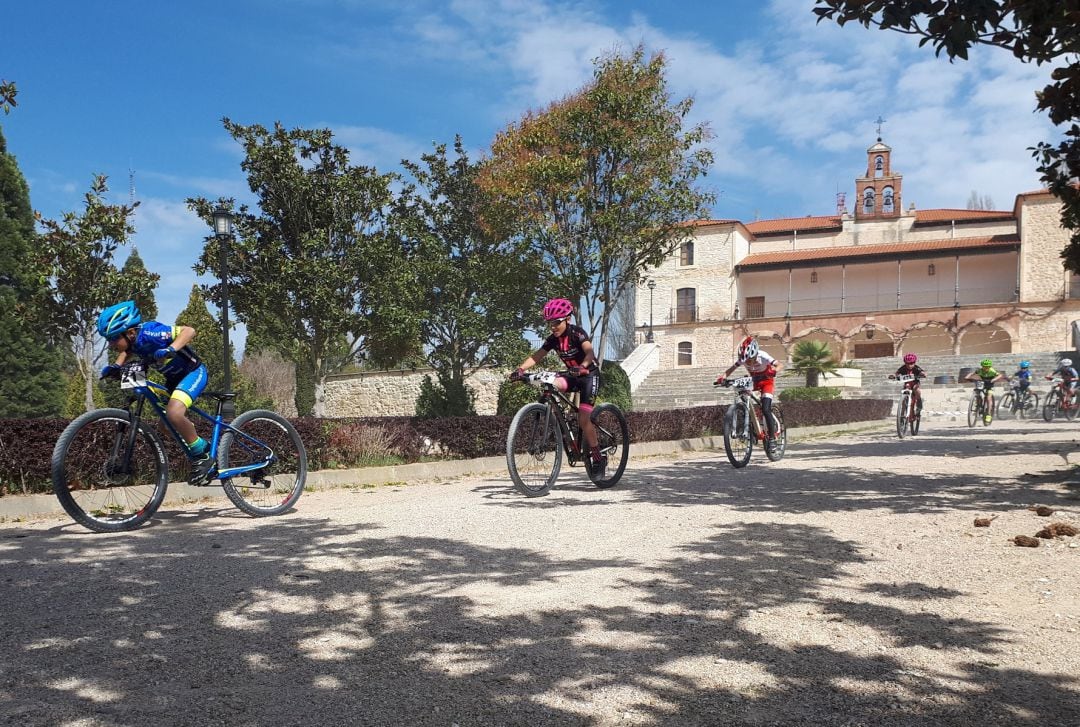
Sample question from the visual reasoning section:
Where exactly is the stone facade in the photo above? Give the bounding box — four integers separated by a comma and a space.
322, 368, 506, 417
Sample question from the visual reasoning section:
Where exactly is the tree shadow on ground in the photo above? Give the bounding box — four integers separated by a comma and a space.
0, 514, 1076, 726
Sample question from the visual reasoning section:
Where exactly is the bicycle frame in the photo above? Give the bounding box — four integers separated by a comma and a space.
523, 372, 588, 466
726, 378, 770, 441
117, 363, 273, 482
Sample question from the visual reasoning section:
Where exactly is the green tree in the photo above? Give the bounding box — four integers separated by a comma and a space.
0, 79, 15, 114
789, 340, 839, 387
175, 286, 269, 413
480, 46, 715, 361
395, 137, 538, 414
0, 126, 65, 417
35, 175, 157, 411
813, 0, 1080, 271
118, 247, 158, 321
188, 119, 419, 416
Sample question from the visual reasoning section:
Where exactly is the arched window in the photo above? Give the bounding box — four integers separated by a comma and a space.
882, 186, 894, 213
874, 155, 884, 177
862, 188, 875, 213
680, 240, 694, 266
677, 341, 693, 366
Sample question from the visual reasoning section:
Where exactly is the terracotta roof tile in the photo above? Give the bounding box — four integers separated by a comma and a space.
736, 234, 1020, 270
913, 208, 1014, 224
744, 215, 842, 236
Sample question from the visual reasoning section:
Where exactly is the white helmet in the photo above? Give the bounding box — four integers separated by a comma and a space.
1060, 358, 1073, 368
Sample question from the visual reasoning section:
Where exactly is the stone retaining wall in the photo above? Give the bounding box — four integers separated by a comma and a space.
323, 368, 505, 417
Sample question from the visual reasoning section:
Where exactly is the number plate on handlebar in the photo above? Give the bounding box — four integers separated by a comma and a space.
727, 376, 753, 389
895, 374, 915, 383
527, 371, 559, 387
120, 364, 148, 390
974, 380, 984, 390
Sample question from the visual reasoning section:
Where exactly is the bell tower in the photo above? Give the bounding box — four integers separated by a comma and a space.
855, 117, 902, 220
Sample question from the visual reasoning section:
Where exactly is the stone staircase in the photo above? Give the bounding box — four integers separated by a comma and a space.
632, 350, 1073, 412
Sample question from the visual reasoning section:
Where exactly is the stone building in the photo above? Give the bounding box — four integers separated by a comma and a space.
634, 137, 1080, 370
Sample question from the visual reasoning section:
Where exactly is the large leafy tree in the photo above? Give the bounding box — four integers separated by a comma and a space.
188, 119, 419, 416
480, 46, 715, 362
0, 126, 65, 417
395, 137, 537, 411
813, 0, 1080, 270
36, 175, 157, 411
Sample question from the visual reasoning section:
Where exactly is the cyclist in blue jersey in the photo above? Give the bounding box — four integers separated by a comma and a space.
1011, 360, 1033, 393
97, 300, 216, 485
511, 298, 606, 476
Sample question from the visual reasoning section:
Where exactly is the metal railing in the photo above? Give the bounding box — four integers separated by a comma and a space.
742, 285, 1019, 319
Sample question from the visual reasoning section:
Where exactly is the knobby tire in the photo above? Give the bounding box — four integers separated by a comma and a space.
219, 409, 307, 517
506, 403, 562, 497
588, 403, 629, 489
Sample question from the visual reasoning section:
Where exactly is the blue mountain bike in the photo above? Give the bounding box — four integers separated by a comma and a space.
52, 361, 306, 532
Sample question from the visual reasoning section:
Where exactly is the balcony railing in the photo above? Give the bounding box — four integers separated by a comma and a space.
741, 285, 1018, 319
668, 306, 699, 324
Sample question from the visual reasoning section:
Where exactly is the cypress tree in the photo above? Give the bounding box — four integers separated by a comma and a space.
0, 126, 65, 417
119, 247, 158, 321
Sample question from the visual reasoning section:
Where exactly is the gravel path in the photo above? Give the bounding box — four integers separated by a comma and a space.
1, 419, 1078, 726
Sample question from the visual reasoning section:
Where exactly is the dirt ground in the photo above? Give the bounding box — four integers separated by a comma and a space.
0, 418, 1078, 726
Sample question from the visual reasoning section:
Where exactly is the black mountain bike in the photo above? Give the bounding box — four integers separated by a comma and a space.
715, 376, 786, 468
996, 379, 1039, 420
890, 373, 921, 438
52, 361, 307, 532
506, 371, 629, 497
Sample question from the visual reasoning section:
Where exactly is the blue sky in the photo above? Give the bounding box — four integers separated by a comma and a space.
3, 0, 1058, 348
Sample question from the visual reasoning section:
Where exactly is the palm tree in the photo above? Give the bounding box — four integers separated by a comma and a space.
789, 340, 839, 387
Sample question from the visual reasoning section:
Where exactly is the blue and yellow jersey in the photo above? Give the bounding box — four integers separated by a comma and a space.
130, 321, 203, 379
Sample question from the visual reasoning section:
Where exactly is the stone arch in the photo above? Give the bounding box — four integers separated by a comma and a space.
959, 323, 1013, 355
900, 323, 952, 357
845, 325, 895, 360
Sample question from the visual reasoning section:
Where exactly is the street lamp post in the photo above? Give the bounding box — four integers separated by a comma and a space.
647, 279, 656, 343
211, 206, 235, 419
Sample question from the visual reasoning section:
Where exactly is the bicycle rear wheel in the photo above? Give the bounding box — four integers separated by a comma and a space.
506, 403, 562, 497
1019, 391, 1039, 419
911, 404, 922, 435
1043, 390, 1060, 422
765, 405, 786, 462
219, 410, 306, 517
51, 408, 169, 533
723, 401, 753, 468
896, 396, 908, 438
588, 403, 629, 489
1066, 390, 1079, 421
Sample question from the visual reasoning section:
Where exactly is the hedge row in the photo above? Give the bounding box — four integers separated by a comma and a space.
0, 399, 890, 495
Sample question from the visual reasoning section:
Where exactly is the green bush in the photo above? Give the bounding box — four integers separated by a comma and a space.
597, 361, 632, 412
415, 374, 477, 418
779, 386, 841, 402
496, 374, 540, 416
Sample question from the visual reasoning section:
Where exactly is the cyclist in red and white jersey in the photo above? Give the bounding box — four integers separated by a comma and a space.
714, 336, 784, 440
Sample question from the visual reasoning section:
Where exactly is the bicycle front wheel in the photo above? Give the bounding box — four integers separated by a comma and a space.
219, 410, 306, 517
723, 401, 753, 468
506, 403, 562, 497
1043, 390, 1060, 422
967, 394, 980, 428
997, 392, 1014, 420
51, 408, 169, 533
765, 405, 786, 462
589, 403, 629, 489
896, 396, 908, 438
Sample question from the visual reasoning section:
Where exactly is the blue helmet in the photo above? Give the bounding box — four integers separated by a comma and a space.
1020, 360, 1031, 369
97, 300, 141, 340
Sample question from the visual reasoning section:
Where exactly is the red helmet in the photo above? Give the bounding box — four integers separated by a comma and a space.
738, 336, 758, 359
542, 298, 574, 321
903, 353, 918, 364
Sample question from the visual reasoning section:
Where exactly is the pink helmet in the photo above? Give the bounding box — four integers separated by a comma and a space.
903, 353, 918, 364
542, 298, 573, 321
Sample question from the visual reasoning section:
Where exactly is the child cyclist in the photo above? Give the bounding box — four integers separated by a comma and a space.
96, 300, 216, 485
511, 298, 606, 476
1011, 359, 1033, 396
714, 336, 784, 444
889, 353, 927, 417
1045, 357, 1079, 407
963, 358, 1006, 424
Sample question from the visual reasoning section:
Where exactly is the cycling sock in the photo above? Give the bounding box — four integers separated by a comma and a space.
189, 437, 208, 456
590, 446, 602, 461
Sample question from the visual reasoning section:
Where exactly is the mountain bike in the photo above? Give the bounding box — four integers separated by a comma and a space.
715, 376, 786, 468
966, 380, 993, 427
1042, 378, 1079, 422
52, 360, 307, 533
996, 379, 1039, 420
506, 371, 629, 497
889, 373, 921, 438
